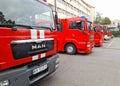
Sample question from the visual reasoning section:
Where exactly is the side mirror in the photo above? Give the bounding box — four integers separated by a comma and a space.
83, 31, 88, 34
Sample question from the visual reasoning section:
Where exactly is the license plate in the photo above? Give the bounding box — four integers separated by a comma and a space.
32, 64, 48, 75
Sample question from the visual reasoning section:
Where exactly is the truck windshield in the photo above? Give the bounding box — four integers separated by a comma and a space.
76, 21, 84, 30
0, 0, 55, 30
87, 21, 93, 31
93, 26, 98, 32
100, 25, 104, 32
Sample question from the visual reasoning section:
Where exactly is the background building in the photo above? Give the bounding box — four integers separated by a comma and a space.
46, 0, 95, 22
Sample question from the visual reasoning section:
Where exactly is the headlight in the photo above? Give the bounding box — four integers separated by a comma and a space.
56, 58, 59, 63
100, 40, 102, 42
87, 42, 91, 47
87, 44, 91, 47
55, 58, 59, 68
0, 80, 10, 86
55, 64, 59, 68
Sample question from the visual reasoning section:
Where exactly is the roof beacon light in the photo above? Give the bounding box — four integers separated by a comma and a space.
81, 16, 86, 18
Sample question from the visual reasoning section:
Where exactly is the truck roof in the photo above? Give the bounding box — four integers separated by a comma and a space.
59, 16, 86, 22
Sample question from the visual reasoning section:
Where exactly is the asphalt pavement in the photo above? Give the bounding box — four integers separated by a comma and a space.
32, 37, 120, 86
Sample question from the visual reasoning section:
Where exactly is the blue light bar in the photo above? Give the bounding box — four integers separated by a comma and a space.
81, 16, 86, 18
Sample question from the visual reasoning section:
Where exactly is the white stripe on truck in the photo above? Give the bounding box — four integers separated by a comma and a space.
31, 30, 38, 61
32, 55, 39, 61
39, 30, 45, 39
41, 53, 46, 58
31, 30, 46, 61
39, 30, 46, 58
31, 30, 37, 39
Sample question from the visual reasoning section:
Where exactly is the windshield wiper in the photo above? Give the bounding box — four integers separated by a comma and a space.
0, 24, 33, 31
0, 24, 53, 31
32, 26, 53, 31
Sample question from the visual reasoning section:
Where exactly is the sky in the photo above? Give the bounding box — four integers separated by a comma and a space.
84, 0, 120, 20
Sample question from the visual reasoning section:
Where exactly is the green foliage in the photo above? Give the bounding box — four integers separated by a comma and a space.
93, 12, 111, 25
101, 17, 111, 25
0, 11, 15, 24
111, 31, 120, 37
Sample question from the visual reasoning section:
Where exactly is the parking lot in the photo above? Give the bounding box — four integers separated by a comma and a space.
33, 38, 120, 86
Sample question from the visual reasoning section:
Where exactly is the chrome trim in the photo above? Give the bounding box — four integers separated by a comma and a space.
11, 38, 54, 44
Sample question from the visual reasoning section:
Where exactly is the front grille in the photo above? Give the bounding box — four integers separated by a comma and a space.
11, 39, 54, 60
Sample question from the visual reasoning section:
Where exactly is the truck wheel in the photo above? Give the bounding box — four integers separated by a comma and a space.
65, 44, 76, 54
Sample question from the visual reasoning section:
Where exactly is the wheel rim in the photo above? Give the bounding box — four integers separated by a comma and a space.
67, 46, 74, 53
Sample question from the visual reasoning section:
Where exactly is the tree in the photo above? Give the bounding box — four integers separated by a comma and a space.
101, 17, 111, 25
93, 12, 103, 24
0, 11, 5, 24
0, 11, 15, 24
94, 12, 111, 25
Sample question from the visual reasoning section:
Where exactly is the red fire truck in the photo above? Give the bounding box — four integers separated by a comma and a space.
103, 26, 112, 40
93, 24, 104, 46
57, 16, 94, 54
0, 0, 59, 86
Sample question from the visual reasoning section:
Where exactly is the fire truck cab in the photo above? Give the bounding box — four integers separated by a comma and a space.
93, 24, 104, 46
57, 16, 94, 54
103, 26, 111, 40
0, 0, 59, 86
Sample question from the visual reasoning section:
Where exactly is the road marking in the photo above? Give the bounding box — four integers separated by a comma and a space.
106, 40, 113, 48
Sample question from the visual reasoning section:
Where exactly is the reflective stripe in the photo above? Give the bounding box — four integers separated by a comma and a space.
39, 30, 46, 58
39, 30, 45, 39
31, 30, 46, 60
31, 30, 38, 61
31, 30, 37, 39
41, 53, 46, 58
32, 55, 39, 61
11, 38, 54, 43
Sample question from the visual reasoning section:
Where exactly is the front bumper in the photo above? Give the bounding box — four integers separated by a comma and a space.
77, 42, 94, 54
0, 54, 59, 86
95, 39, 103, 46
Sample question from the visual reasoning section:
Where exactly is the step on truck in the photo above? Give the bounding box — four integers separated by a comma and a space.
57, 16, 94, 54
0, 0, 59, 86
93, 24, 104, 46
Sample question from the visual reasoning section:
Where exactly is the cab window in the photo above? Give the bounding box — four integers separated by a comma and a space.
69, 21, 85, 30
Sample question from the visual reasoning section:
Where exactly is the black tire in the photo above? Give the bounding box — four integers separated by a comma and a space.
65, 44, 76, 54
